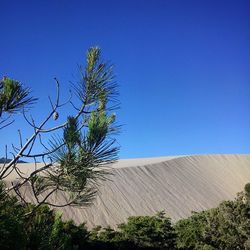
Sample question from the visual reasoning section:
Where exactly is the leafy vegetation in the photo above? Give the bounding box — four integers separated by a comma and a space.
175, 183, 250, 250
0, 181, 249, 249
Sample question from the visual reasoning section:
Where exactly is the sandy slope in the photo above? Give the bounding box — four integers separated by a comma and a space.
2, 154, 250, 228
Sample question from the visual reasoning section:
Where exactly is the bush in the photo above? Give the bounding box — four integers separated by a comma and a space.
118, 211, 176, 249
50, 215, 89, 250
174, 211, 208, 250
0, 181, 89, 250
0, 182, 26, 250
175, 189, 250, 250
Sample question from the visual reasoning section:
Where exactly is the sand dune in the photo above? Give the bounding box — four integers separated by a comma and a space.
2, 154, 250, 228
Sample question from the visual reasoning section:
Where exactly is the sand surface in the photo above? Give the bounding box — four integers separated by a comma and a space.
2, 154, 250, 228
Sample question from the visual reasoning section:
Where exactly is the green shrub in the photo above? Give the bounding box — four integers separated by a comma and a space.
0, 182, 26, 250
0, 181, 89, 250
175, 189, 250, 250
118, 211, 176, 249
50, 215, 89, 250
175, 211, 208, 250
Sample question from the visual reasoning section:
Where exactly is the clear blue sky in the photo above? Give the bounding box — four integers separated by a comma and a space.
0, 0, 249, 158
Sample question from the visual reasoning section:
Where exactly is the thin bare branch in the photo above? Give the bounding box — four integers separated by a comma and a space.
20, 143, 65, 158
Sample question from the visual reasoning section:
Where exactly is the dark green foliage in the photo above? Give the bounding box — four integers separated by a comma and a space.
49, 215, 89, 250
203, 192, 250, 250
118, 211, 176, 249
175, 187, 250, 250
25, 205, 56, 250
88, 211, 176, 250
174, 211, 208, 250
0, 77, 37, 116
0, 181, 89, 250
0, 182, 26, 250
89, 226, 130, 249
